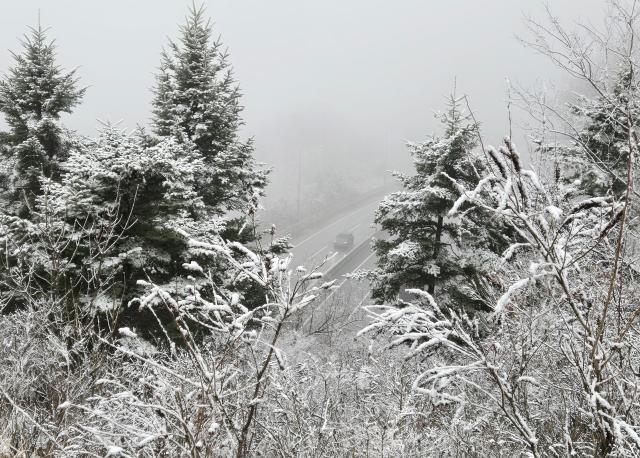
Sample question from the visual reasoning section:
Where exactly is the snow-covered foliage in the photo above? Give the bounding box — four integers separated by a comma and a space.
362, 135, 640, 456
542, 70, 640, 199
0, 12, 273, 339
369, 94, 509, 310
56, 125, 204, 220
3, 1, 640, 457
0, 23, 85, 215
0, 123, 224, 337
151, 4, 268, 216
0, 225, 336, 456
0, 180, 129, 332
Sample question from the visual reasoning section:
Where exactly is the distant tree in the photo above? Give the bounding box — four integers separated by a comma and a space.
545, 70, 640, 199
0, 23, 85, 216
371, 95, 508, 310
151, 4, 268, 216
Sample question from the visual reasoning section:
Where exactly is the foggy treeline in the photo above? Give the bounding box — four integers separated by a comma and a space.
2, 1, 640, 457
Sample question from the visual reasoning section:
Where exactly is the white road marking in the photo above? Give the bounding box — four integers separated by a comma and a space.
323, 279, 348, 305
353, 250, 376, 272
356, 290, 371, 308
308, 249, 377, 324
292, 203, 375, 249
347, 223, 360, 232
310, 245, 328, 259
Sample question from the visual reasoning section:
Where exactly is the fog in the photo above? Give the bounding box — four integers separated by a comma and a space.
0, 0, 604, 213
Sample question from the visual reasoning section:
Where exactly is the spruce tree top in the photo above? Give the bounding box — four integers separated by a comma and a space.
0, 23, 85, 215
0, 24, 85, 139
152, 4, 242, 160
151, 4, 268, 215
377, 95, 481, 226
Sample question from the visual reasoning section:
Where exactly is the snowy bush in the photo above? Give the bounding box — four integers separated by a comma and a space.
363, 137, 640, 456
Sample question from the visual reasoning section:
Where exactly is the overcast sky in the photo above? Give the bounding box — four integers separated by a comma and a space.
0, 0, 605, 200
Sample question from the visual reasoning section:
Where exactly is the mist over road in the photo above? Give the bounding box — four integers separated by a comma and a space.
289, 198, 379, 272
286, 196, 384, 341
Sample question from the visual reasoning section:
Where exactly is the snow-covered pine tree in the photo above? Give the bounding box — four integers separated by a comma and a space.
0, 23, 85, 217
371, 94, 506, 309
548, 69, 640, 198
45, 125, 209, 334
37, 124, 284, 339
151, 4, 267, 215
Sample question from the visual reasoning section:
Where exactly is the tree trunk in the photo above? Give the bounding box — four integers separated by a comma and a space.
428, 215, 444, 295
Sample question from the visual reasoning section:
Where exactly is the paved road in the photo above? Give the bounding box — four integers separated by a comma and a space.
299, 238, 379, 339
289, 198, 380, 273
287, 196, 385, 340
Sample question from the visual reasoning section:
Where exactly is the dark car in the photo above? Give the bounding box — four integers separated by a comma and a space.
334, 232, 354, 250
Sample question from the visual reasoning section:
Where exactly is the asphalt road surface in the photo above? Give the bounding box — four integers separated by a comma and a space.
289, 198, 380, 274
287, 198, 385, 343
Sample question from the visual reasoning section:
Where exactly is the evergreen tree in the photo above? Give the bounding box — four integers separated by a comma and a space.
0, 23, 85, 216
36, 125, 282, 339
550, 70, 639, 198
371, 95, 506, 310
151, 5, 267, 215
149, 5, 277, 321
8, 125, 210, 338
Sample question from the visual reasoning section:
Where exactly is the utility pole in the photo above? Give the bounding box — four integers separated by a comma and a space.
296, 149, 302, 222
383, 128, 389, 188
